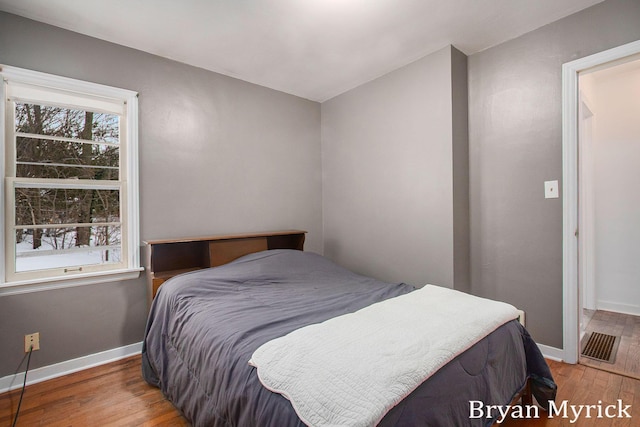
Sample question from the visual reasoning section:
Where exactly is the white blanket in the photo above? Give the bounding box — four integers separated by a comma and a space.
249, 285, 519, 427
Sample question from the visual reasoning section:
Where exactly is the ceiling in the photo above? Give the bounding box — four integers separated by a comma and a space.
0, 0, 604, 102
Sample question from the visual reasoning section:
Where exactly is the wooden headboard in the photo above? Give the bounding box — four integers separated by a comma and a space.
144, 230, 306, 299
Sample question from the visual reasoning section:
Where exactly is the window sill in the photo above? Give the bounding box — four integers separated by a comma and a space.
0, 267, 144, 296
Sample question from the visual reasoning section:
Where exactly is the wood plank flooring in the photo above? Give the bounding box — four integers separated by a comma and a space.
0, 356, 188, 427
502, 359, 640, 426
1, 356, 639, 426
580, 310, 640, 379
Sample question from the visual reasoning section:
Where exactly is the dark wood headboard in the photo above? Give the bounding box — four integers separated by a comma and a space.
144, 230, 306, 299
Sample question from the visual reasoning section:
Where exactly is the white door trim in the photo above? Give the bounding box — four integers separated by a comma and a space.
562, 39, 640, 364
578, 91, 595, 313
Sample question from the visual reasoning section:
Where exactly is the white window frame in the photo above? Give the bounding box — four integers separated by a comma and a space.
1, 65, 141, 295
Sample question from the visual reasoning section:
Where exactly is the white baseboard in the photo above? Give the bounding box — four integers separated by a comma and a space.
537, 343, 564, 362
596, 301, 640, 317
0, 340, 569, 394
0, 341, 142, 394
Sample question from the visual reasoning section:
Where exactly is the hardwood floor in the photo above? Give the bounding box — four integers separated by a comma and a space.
0, 356, 188, 427
580, 310, 640, 379
1, 356, 639, 426
502, 359, 639, 426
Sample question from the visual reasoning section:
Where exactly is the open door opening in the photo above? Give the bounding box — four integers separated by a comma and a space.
562, 39, 640, 365
576, 58, 640, 378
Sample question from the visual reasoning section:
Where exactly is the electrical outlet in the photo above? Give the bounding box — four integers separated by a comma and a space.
25, 332, 40, 352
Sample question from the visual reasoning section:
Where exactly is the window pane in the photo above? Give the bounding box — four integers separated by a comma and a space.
3, 69, 138, 284
16, 136, 119, 180
15, 226, 122, 272
15, 188, 120, 227
15, 103, 119, 144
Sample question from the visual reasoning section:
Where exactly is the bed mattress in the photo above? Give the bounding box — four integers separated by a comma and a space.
142, 249, 555, 426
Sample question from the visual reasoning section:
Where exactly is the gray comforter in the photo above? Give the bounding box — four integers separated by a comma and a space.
142, 249, 555, 426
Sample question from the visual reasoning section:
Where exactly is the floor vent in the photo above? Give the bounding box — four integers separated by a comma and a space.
581, 332, 619, 363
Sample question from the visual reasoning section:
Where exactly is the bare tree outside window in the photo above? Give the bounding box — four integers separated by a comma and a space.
14, 103, 122, 271
1, 66, 139, 287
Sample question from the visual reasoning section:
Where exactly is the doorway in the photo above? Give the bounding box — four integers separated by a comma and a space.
562, 39, 640, 365
577, 59, 640, 377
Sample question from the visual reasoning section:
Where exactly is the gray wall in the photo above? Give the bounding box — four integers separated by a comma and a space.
322, 46, 469, 289
468, 0, 640, 348
0, 12, 322, 376
451, 48, 470, 293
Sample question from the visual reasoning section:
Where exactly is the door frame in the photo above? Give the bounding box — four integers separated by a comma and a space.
578, 91, 595, 315
561, 39, 640, 364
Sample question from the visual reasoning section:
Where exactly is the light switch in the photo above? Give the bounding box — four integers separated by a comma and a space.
544, 180, 559, 199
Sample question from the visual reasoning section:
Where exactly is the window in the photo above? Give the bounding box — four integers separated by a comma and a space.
1, 66, 141, 291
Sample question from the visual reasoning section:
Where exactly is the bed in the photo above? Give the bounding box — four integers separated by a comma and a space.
142, 232, 556, 426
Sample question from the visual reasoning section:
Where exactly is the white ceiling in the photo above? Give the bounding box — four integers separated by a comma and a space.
0, 0, 604, 102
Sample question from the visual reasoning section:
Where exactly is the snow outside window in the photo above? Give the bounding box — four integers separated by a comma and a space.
1, 66, 141, 291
